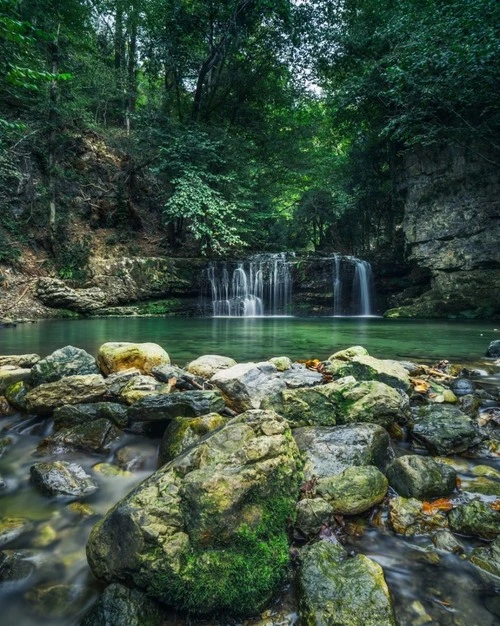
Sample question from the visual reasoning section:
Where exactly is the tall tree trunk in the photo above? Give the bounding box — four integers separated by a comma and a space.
48, 23, 60, 249
114, 1, 125, 125
126, 2, 138, 136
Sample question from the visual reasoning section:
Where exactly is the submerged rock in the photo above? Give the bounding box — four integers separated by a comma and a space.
25, 582, 91, 619
264, 378, 408, 428
293, 423, 395, 481
97, 342, 170, 376
86, 410, 301, 616
411, 405, 484, 455
127, 390, 224, 423
326, 354, 411, 392
470, 536, 500, 576
158, 412, 227, 465
299, 540, 396, 626
389, 497, 448, 536
29, 346, 99, 387
0, 517, 34, 547
386, 455, 457, 500
37, 419, 121, 455
25, 375, 107, 415
80, 583, 166, 626
185, 355, 237, 379
316, 466, 388, 515
448, 500, 500, 539
0, 549, 63, 583
211, 361, 286, 411
30, 461, 98, 498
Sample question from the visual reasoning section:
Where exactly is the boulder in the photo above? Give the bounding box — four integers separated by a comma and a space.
325, 354, 411, 392
158, 413, 227, 466
316, 466, 388, 515
386, 455, 457, 500
0, 354, 40, 368
4, 380, 29, 412
281, 367, 323, 388
269, 356, 293, 371
411, 405, 484, 455
299, 540, 395, 626
97, 342, 170, 376
29, 346, 99, 387
263, 378, 408, 428
53, 402, 128, 431
118, 375, 170, 404
114, 444, 155, 472
211, 361, 286, 411
450, 378, 476, 396
0, 366, 31, 393
185, 355, 237, 379
470, 536, 500, 577
37, 419, 121, 455
86, 410, 301, 616
486, 340, 500, 358
36, 277, 107, 312
80, 583, 166, 626
431, 530, 464, 554
0, 549, 63, 583
104, 368, 143, 399
127, 390, 224, 423
30, 461, 98, 498
25, 375, 107, 415
389, 497, 448, 536
295, 498, 334, 537
448, 500, 500, 539
329, 345, 369, 361
293, 423, 395, 481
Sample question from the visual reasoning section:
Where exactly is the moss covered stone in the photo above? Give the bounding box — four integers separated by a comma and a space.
185, 355, 237, 379
389, 497, 448, 536
29, 346, 99, 387
299, 540, 395, 626
4, 380, 28, 412
470, 537, 500, 577
448, 500, 500, 539
325, 354, 411, 392
25, 375, 107, 415
386, 455, 457, 500
86, 409, 302, 616
97, 342, 170, 376
0, 366, 31, 394
316, 466, 388, 515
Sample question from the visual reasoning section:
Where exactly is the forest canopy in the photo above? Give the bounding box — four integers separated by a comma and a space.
0, 0, 498, 260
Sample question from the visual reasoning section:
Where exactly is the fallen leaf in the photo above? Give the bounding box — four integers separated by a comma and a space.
305, 359, 321, 370
422, 498, 454, 514
490, 500, 500, 511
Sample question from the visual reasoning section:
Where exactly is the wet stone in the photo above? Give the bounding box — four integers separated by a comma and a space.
30, 461, 98, 498
25, 582, 91, 619
448, 500, 500, 539
53, 402, 128, 431
37, 418, 122, 455
386, 455, 457, 500
0, 517, 34, 547
295, 497, 334, 537
29, 346, 99, 387
127, 390, 225, 422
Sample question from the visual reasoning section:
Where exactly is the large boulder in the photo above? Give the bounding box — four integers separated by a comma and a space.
25, 375, 107, 415
127, 390, 224, 423
299, 540, 396, 626
97, 342, 170, 376
263, 378, 408, 428
29, 346, 99, 387
448, 500, 500, 539
386, 455, 457, 500
326, 354, 411, 392
211, 361, 286, 411
0, 366, 31, 393
293, 423, 395, 481
316, 466, 388, 515
30, 461, 98, 498
86, 410, 301, 616
281, 367, 323, 388
411, 405, 484, 455
185, 355, 237, 379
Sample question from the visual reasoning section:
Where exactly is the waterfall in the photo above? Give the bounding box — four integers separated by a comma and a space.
331, 255, 375, 316
203, 253, 293, 317
333, 254, 342, 316
351, 258, 374, 316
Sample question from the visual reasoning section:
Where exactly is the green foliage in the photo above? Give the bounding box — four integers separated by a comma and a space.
55, 235, 91, 281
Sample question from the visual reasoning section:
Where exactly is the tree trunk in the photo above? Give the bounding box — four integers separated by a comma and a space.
126, 1, 138, 135
48, 23, 60, 249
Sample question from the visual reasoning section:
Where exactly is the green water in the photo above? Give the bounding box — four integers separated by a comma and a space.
1, 317, 498, 363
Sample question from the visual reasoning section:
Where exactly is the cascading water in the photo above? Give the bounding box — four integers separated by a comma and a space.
203, 253, 293, 317
352, 259, 374, 316
333, 254, 342, 316
332, 255, 375, 316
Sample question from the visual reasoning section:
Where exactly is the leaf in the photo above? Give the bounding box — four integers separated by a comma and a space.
490, 500, 500, 512
305, 358, 321, 370
422, 498, 454, 514
411, 377, 430, 393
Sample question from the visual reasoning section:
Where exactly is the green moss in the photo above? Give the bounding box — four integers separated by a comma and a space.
136, 299, 183, 315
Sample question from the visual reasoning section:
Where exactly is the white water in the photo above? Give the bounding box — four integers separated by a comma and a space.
353, 259, 374, 316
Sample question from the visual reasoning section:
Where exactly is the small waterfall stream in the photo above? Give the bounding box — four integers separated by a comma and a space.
332, 256, 375, 316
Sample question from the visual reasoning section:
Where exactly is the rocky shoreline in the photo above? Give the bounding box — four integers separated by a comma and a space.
0, 342, 499, 625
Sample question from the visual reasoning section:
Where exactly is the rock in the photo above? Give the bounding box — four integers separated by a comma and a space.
0, 366, 31, 393
299, 540, 395, 626
264, 378, 408, 428
316, 466, 388, 515
295, 498, 334, 537
151, 364, 188, 382
25, 582, 90, 619
0, 435, 15, 459
325, 354, 411, 392
25, 374, 107, 415
329, 345, 369, 361
185, 355, 237, 379
281, 367, 323, 388
80, 583, 166, 626
53, 402, 128, 430
32, 523, 58, 548
0, 395, 14, 416
4, 380, 28, 412
470, 537, 500, 576
29, 346, 99, 387
158, 413, 227, 465
119, 375, 171, 404
486, 340, 500, 358
431, 530, 464, 554
92, 463, 131, 478
37, 419, 121, 455
0, 549, 63, 583
86, 409, 301, 616
450, 378, 476, 396
0, 354, 40, 368
389, 497, 448, 536
448, 500, 500, 539
127, 390, 224, 423
0, 517, 34, 547
30, 461, 98, 497
97, 342, 170, 376
104, 368, 142, 399
385, 455, 457, 500
211, 361, 286, 412
293, 423, 395, 481
269, 356, 293, 371
36, 277, 108, 312
411, 405, 484, 455
114, 445, 153, 472
462, 477, 500, 497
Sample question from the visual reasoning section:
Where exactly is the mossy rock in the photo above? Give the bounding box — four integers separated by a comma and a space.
29, 346, 99, 387
386, 455, 457, 500
316, 466, 388, 515
448, 500, 500, 539
299, 540, 396, 626
329, 345, 369, 361
389, 497, 448, 536
4, 380, 28, 412
185, 355, 237, 379
0, 366, 31, 394
325, 355, 411, 392
158, 413, 227, 465
97, 342, 170, 376
470, 537, 500, 577
25, 375, 107, 415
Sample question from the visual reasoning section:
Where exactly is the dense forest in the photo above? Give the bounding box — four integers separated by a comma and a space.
0, 0, 499, 276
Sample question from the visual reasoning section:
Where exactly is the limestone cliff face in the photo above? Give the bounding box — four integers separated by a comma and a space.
389, 144, 500, 318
